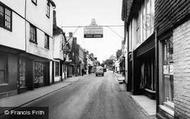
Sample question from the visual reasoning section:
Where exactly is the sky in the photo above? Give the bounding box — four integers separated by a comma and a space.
53, 0, 124, 63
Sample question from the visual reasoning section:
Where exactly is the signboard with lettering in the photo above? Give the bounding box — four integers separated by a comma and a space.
84, 19, 103, 38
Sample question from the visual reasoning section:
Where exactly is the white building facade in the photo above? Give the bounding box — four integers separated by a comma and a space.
0, 0, 55, 98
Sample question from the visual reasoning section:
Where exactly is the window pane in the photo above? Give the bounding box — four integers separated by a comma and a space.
5, 15, 10, 22
0, 5, 4, 27
30, 25, 37, 42
0, 5, 4, 16
5, 8, 11, 16
5, 21, 10, 29
44, 34, 49, 49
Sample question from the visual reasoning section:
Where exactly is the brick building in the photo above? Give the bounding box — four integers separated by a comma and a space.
122, 0, 190, 118
155, 1, 190, 119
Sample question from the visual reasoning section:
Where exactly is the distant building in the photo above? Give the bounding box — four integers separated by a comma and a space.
53, 10, 69, 83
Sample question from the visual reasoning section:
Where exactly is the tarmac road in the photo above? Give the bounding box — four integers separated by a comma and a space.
27, 71, 151, 119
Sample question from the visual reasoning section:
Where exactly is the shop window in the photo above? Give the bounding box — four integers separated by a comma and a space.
44, 34, 49, 49
33, 62, 44, 85
0, 3, 12, 31
30, 24, 37, 44
162, 37, 174, 102
55, 62, 59, 76
0, 53, 8, 84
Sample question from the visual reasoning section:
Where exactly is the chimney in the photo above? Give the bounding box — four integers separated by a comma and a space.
53, 10, 57, 29
69, 32, 73, 37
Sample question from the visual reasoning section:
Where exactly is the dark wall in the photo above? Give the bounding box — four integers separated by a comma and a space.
155, 0, 190, 36
0, 54, 18, 93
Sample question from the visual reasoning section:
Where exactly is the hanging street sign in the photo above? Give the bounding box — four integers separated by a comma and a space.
84, 18, 103, 38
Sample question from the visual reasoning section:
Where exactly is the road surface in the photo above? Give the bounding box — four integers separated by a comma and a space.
27, 71, 152, 119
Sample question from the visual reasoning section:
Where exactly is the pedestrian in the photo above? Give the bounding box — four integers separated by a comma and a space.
82, 69, 84, 76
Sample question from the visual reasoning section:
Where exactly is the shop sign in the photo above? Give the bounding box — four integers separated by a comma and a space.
169, 64, 174, 75
163, 65, 169, 75
84, 18, 103, 38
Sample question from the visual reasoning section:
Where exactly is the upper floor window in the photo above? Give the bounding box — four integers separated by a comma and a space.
31, 0, 37, 5
44, 34, 49, 49
30, 24, 37, 44
0, 4, 12, 31
46, 1, 50, 18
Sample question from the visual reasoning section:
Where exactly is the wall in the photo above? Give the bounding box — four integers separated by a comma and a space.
0, 54, 18, 95
26, 0, 53, 36
25, 22, 53, 59
53, 35, 63, 60
173, 20, 190, 119
155, 0, 190, 36
0, 9, 25, 51
0, 0, 25, 17
128, 0, 154, 51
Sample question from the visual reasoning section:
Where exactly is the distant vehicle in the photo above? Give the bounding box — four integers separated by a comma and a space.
95, 66, 104, 76
103, 68, 107, 72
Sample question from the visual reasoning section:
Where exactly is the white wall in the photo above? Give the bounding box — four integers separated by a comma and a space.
0, 12, 25, 50
0, 0, 25, 17
25, 22, 53, 59
53, 35, 63, 60
26, 0, 53, 36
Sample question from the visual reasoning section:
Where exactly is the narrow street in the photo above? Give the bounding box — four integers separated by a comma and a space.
25, 71, 149, 119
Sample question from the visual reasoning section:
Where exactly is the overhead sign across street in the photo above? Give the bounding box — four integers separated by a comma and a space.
84, 19, 103, 38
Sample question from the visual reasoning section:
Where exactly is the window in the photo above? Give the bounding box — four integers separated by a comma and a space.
31, 0, 37, 5
46, 1, 50, 18
44, 34, 49, 49
162, 37, 174, 102
30, 24, 37, 43
0, 4, 12, 31
0, 53, 8, 84
55, 62, 59, 76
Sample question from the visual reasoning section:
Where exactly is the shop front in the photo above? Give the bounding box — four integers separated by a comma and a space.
131, 34, 156, 99
157, 33, 174, 119
17, 54, 50, 92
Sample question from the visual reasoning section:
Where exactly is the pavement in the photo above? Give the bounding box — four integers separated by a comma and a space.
114, 72, 157, 118
0, 75, 83, 114
0, 72, 157, 119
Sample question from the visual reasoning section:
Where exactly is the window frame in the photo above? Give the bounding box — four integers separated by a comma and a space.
29, 24, 37, 44
162, 38, 174, 103
31, 0, 37, 5
44, 33, 49, 49
0, 3, 12, 31
55, 62, 60, 76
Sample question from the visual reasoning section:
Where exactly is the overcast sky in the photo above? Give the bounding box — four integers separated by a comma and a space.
53, 0, 124, 62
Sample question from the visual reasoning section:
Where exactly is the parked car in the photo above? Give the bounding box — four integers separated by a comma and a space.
95, 66, 104, 76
